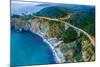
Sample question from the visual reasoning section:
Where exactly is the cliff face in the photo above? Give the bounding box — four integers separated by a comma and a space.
11, 17, 66, 39
11, 16, 95, 63
30, 18, 67, 39
11, 18, 31, 31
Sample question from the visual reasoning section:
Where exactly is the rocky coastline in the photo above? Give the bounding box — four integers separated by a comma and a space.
11, 16, 95, 64
11, 17, 66, 63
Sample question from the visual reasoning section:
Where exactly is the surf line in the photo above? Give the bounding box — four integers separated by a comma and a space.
31, 31, 65, 63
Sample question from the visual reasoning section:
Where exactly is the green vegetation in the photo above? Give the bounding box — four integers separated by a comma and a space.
68, 8, 95, 36
61, 28, 78, 43
11, 5, 95, 63
36, 6, 69, 18
11, 14, 20, 18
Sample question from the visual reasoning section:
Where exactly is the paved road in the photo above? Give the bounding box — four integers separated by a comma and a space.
34, 16, 95, 46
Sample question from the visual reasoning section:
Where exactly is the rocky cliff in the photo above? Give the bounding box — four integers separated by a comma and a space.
11, 15, 95, 63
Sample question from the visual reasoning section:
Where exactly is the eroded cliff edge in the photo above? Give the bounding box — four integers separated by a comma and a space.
11, 15, 95, 63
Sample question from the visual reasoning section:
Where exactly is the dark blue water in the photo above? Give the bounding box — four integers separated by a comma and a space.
11, 29, 56, 66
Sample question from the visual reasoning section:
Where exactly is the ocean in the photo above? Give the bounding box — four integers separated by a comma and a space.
11, 29, 56, 66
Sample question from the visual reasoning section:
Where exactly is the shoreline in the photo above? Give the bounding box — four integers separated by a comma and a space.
31, 31, 65, 64
12, 27, 65, 64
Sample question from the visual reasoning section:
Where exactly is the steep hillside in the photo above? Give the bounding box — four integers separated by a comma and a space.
36, 6, 69, 18
67, 7, 95, 36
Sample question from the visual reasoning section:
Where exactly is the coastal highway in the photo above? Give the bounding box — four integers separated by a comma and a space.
34, 16, 95, 46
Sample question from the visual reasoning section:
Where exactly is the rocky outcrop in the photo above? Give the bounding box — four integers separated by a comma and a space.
11, 18, 31, 31
11, 16, 95, 63
28, 18, 66, 39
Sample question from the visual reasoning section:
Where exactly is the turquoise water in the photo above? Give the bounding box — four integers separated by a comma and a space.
11, 29, 56, 66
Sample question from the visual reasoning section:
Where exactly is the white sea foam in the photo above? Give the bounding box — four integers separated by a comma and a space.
31, 31, 65, 63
